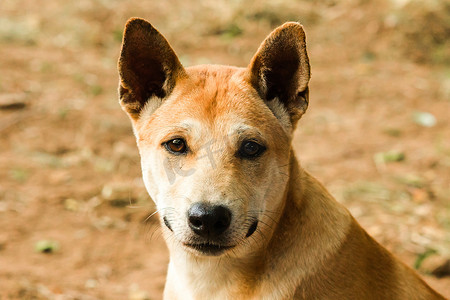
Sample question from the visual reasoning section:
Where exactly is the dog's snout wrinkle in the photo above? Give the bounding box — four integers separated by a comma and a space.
246, 220, 258, 238
188, 203, 232, 238
163, 216, 173, 232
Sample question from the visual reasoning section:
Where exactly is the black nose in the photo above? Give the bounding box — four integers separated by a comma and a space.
188, 203, 232, 238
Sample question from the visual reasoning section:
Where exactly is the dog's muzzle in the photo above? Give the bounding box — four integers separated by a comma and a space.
163, 202, 259, 256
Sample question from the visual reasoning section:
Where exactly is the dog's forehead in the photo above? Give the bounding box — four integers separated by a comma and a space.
183, 65, 255, 112
137, 65, 289, 145
180, 66, 275, 126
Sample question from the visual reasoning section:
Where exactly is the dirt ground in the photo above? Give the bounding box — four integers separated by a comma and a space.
0, 0, 449, 299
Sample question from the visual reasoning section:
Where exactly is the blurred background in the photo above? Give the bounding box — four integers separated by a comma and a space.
0, 0, 449, 299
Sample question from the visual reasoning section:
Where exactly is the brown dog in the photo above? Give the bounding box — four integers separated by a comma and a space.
118, 18, 446, 300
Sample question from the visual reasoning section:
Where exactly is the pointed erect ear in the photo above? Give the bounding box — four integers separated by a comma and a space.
247, 22, 310, 126
118, 18, 185, 120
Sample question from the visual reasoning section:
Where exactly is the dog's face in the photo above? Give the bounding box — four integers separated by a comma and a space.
118, 18, 310, 257
136, 67, 293, 256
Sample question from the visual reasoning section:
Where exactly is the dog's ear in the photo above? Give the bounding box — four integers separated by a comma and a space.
247, 22, 310, 126
118, 18, 185, 120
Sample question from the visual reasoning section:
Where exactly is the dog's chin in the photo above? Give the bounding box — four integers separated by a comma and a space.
183, 242, 235, 256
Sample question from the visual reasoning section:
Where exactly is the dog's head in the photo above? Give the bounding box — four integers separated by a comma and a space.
118, 18, 310, 257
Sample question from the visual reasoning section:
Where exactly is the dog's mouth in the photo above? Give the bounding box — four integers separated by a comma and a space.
184, 242, 235, 256
165, 215, 258, 256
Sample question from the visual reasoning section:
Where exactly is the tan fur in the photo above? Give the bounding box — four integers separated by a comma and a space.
118, 18, 446, 299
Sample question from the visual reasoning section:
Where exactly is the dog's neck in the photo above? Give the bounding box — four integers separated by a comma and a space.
165, 153, 353, 299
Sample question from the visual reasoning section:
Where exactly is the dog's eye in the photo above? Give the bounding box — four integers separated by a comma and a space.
164, 138, 187, 154
239, 140, 266, 159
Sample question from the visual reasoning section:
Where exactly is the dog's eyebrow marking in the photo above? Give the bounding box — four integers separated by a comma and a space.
229, 123, 265, 143
160, 119, 203, 140
231, 124, 258, 134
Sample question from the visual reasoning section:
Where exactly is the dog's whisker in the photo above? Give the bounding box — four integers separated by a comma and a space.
257, 220, 273, 230
143, 209, 164, 223
278, 171, 289, 177
143, 206, 178, 222
147, 227, 162, 242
